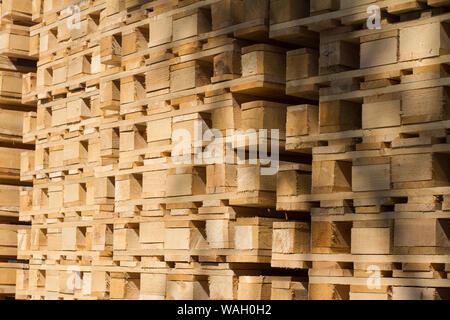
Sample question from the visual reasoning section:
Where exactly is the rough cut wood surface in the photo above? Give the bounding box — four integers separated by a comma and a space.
2, 0, 449, 300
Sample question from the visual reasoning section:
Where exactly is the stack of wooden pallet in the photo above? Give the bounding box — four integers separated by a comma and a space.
16, 0, 450, 300
17, 0, 309, 300
275, 0, 450, 300
0, 0, 35, 299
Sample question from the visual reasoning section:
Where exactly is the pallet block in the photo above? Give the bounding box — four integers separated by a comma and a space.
271, 277, 308, 300
286, 105, 319, 137
277, 170, 311, 196
361, 35, 398, 68
234, 217, 276, 250
241, 44, 285, 82
241, 100, 287, 138
400, 22, 450, 61
319, 41, 359, 75
392, 287, 450, 300
391, 153, 450, 188
166, 275, 209, 300
272, 222, 310, 254
312, 160, 352, 194
362, 99, 401, 129
172, 8, 211, 41
211, 0, 243, 31
312, 221, 351, 254
394, 218, 450, 250
352, 163, 391, 192
237, 276, 272, 300
140, 273, 167, 300
0, 24, 30, 58
164, 220, 207, 251
166, 167, 206, 197
319, 100, 361, 133
287, 49, 319, 82
309, 284, 349, 300
270, 0, 309, 24
237, 165, 277, 193
209, 275, 238, 300
206, 164, 237, 194
170, 61, 212, 92
401, 87, 449, 124
351, 224, 393, 254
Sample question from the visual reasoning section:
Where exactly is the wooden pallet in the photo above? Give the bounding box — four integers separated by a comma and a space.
0, 0, 36, 300
12, 0, 450, 300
